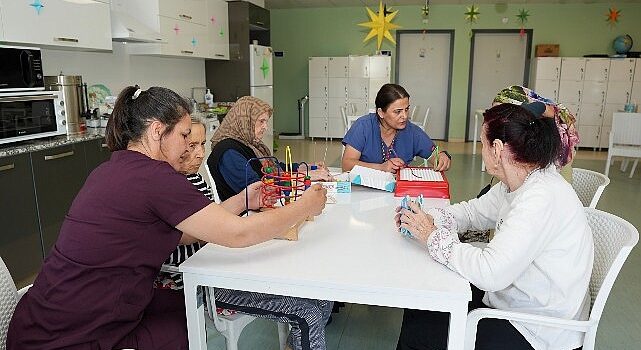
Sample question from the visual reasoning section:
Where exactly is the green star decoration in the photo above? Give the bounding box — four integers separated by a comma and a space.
516, 9, 530, 24
465, 5, 480, 23
260, 57, 270, 79
421, 4, 429, 17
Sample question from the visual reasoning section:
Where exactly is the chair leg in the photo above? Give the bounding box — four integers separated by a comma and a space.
630, 159, 638, 178
224, 325, 242, 350
277, 323, 290, 350
621, 159, 629, 172
605, 154, 612, 177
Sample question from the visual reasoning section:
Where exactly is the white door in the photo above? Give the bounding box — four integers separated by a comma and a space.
578, 103, 603, 126
398, 31, 453, 140
328, 78, 348, 99
328, 57, 349, 78
605, 81, 633, 104
308, 78, 328, 98
534, 57, 561, 81
560, 58, 585, 81
635, 59, 641, 82
250, 45, 273, 86
609, 59, 635, 82
584, 59, 610, 82
348, 56, 370, 78
534, 79, 559, 101
467, 31, 530, 140
369, 56, 391, 79
558, 80, 583, 104
309, 57, 329, 78
582, 81, 607, 105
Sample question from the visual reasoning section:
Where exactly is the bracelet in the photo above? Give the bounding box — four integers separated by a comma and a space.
439, 150, 452, 160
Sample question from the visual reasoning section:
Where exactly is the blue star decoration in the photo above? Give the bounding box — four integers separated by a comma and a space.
191, 37, 197, 46
260, 57, 270, 79
30, 0, 45, 14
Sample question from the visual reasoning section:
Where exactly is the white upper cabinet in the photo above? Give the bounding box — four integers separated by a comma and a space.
121, 0, 227, 59
534, 57, 561, 81
328, 57, 349, 78
534, 79, 559, 102
635, 59, 641, 82
560, 58, 585, 81
0, 0, 111, 50
608, 58, 636, 82
558, 80, 583, 104
369, 56, 391, 79
584, 58, 610, 82
309, 57, 329, 78
348, 56, 370, 78
205, 0, 229, 59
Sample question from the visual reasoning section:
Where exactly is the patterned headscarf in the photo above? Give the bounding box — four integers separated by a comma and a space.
493, 85, 579, 166
210, 96, 273, 158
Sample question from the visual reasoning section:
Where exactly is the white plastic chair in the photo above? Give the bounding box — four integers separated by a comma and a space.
464, 208, 639, 350
571, 168, 610, 208
182, 169, 290, 350
604, 113, 641, 178
1, 257, 31, 350
411, 106, 431, 132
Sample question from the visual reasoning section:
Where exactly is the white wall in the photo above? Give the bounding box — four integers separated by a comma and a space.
41, 43, 206, 99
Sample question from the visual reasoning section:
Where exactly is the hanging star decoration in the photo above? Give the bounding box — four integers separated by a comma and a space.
421, 2, 430, 18
29, 0, 45, 15
464, 5, 480, 23
606, 7, 621, 25
358, 1, 401, 50
516, 9, 530, 37
260, 57, 270, 79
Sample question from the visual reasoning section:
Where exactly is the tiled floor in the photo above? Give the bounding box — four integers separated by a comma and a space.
204, 139, 641, 349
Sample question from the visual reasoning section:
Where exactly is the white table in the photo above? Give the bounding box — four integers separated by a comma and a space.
180, 187, 471, 350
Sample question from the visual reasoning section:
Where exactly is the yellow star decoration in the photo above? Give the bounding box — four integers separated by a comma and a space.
358, 1, 401, 50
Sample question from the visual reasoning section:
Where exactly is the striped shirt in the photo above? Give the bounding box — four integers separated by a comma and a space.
155, 173, 213, 290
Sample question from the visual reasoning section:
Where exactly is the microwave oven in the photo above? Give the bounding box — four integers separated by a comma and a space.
0, 91, 67, 145
0, 45, 45, 92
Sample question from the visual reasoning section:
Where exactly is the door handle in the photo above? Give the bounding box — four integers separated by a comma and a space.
181, 50, 194, 54
44, 150, 74, 161
0, 163, 15, 172
54, 37, 79, 43
179, 14, 193, 20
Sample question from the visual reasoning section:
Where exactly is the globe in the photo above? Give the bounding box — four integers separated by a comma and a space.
613, 34, 633, 54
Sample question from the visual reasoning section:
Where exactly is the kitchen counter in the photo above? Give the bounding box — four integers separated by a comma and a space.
0, 129, 105, 158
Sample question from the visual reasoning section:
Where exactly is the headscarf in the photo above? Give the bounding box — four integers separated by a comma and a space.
210, 96, 273, 158
493, 85, 579, 167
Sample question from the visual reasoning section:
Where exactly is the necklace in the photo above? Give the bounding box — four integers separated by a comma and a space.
523, 167, 540, 184
379, 121, 397, 162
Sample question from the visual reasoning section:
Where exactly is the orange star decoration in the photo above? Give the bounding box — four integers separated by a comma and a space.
606, 7, 621, 25
358, 1, 401, 50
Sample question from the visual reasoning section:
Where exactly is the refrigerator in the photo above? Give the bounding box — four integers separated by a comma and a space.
249, 44, 274, 153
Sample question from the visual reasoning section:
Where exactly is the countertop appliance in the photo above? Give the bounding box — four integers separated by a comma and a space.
249, 44, 274, 152
0, 91, 66, 145
0, 45, 45, 92
44, 75, 90, 135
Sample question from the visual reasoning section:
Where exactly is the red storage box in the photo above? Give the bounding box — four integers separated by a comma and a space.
394, 167, 450, 199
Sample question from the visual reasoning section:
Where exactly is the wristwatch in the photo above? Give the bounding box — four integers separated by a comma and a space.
439, 150, 452, 160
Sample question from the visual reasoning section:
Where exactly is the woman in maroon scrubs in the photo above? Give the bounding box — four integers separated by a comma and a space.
7, 86, 327, 350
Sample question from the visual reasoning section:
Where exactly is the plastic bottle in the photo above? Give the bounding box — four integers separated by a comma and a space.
204, 89, 214, 108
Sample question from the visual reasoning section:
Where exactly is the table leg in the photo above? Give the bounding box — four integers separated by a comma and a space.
447, 303, 468, 350
184, 277, 208, 350
472, 111, 479, 156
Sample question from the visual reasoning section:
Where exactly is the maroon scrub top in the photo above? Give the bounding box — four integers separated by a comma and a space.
7, 150, 211, 350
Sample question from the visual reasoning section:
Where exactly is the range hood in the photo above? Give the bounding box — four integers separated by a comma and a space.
110, 11, 165, 43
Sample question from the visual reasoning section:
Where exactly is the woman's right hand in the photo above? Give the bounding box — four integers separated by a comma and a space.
299, 184, 327, 216
380, 158, 404, 173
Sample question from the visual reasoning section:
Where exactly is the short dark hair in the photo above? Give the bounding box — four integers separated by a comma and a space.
375, 83, 410, 112
483, 103, 561, 169
106, 86, 191, 151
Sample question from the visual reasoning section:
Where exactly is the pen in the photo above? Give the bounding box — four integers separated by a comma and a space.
388, 147, 404, 168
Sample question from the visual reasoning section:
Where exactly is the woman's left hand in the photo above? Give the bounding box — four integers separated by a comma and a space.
434, 152, 451, 172
395, 201, 436, 246
309, 168, 333, 181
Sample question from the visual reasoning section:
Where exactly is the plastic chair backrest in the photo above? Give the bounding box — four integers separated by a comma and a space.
585, 208, 638, 323
611, 113, 641, 146
0, 257, 18, 350
571, 168, 610, 208
422, 106, 431, 130
205, 165, 222, 204
340, 106, 348, 133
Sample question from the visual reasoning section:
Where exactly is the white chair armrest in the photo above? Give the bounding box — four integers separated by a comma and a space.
17, 284, 32, 301
464, 308, 594, 350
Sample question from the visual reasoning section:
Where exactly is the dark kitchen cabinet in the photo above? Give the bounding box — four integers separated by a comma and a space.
0, 154, 43, 283
84, 138, 111, 176
31, 143, 87, 256
206, 0, 270, 101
